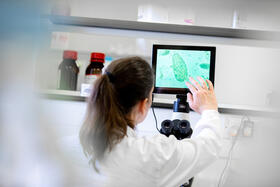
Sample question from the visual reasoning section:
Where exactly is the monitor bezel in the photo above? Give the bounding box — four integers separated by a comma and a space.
152, 44, 216, 94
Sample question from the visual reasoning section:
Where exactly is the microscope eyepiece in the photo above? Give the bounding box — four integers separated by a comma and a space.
160, 119, 192, 139
179, 120, 190, 130
160, 120, 173, 136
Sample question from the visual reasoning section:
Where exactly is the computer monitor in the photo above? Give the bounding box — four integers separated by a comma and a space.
152, 44, 216, 94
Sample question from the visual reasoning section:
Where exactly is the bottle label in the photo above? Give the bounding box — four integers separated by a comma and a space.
85, 74, 100, 85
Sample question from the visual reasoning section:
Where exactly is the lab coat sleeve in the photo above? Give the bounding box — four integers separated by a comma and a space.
156, 110, 222, 187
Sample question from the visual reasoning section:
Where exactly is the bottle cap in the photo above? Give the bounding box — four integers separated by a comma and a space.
63, 50, 78, 60
91, 52, 105, 63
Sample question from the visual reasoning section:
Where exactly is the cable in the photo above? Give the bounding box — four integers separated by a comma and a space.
151, 106, 160, 132
217, 115, 250, 187
151, 94, 160, 133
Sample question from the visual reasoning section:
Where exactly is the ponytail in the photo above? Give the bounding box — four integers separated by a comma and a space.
80, 74, 132, 160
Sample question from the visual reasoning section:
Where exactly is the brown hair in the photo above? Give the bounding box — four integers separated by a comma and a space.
80, 56, 154, 166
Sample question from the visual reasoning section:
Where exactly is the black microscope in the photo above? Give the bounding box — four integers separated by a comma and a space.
160, 94, 194, 187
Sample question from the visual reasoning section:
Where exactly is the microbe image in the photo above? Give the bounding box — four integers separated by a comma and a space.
172, 53, 188, 82
200, 63, 210, 70
155, 49, 211, 88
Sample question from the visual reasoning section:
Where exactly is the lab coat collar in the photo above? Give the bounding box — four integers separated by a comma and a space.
126, 126, 137, 137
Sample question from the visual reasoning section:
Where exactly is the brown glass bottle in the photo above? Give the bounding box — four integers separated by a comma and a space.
58, 50, 79, 90
85, 52, 105, 84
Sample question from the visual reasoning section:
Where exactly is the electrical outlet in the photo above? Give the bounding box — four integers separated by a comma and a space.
222, 116, 255, 139
241, 120, 254, 137
228, 120, 240, 137
223, 117, 242, 139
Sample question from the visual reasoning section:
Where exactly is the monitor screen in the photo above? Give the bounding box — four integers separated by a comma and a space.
152, 45, 216, 94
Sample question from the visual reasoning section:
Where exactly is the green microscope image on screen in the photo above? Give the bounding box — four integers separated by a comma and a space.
155, 49, 211, 88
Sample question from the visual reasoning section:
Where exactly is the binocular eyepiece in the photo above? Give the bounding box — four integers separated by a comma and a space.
160, 119, 192, 140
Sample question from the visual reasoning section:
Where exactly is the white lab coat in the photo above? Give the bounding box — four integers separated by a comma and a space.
97, 110, 222, 187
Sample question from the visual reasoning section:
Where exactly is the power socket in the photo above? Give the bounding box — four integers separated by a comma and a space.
223, 117, 254, 139
223, 117, 241, 139
241, 120, 254, 137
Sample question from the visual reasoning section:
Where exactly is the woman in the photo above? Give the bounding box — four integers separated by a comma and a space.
80, 57, 222, 187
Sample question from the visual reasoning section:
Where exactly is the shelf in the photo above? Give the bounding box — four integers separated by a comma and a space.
39, 90, 280, 117
48, 15, 280, 41
38, 89, 86, 101
217, 104, 280, 117
153, 96, 280, 117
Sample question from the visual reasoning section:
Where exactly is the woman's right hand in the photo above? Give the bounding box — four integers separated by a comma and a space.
185, 77, 218, 114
